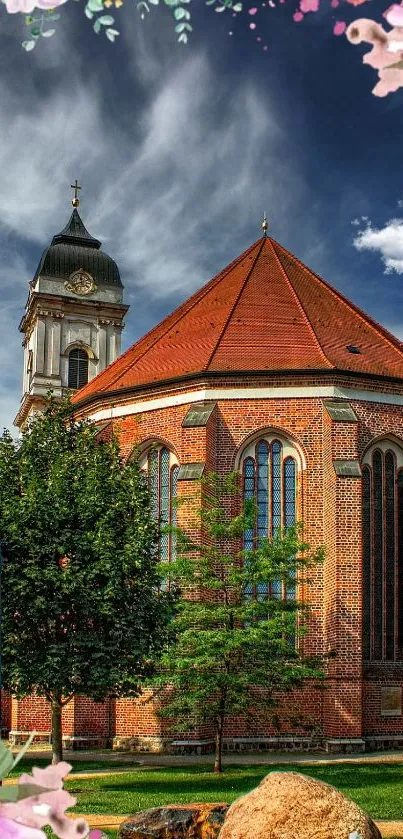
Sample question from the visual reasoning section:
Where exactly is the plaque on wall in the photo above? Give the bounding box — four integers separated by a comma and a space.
177, 463, 205, 481
182, 403, 217, 428
381, 686, 402, 716
333, 460, 362, 477
324, 401, 358, 423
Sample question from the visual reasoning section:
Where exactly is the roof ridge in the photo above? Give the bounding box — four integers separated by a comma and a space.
269, 239, 334, 370
78, 237, 263, 397
273, 238, 403, 359
205, 238, 266, 371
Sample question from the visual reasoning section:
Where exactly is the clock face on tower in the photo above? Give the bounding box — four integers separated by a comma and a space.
65, 270, 97, 296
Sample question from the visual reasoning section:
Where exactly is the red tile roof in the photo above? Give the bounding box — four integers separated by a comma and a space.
73, 236, 403, 404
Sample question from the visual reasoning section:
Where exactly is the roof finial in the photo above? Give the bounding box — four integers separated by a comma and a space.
70, 179, 82, 209
262, 211, 268, 237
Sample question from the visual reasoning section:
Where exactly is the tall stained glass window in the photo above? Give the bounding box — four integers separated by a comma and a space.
362, 445, 403, 661
242, 438, 297, 602
144, 446, 179, 564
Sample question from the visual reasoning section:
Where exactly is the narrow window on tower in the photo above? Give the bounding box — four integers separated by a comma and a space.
68, 348, 89, 389
27, 349, 33, 381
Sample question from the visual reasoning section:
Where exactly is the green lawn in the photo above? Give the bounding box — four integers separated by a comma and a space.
7, 757, 142, 778
9, 759, 403, 836
61, 763, 403, 821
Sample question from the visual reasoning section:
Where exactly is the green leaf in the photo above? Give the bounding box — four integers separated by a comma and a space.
42, 28, 56, 36
84, 6, 94, 17
30, 26, 41, 36
93, 18, 102, 31
148, 0, 159, 5
178, 32, 188, 41
11, 732, 36, 772
174, 6, 190, 18
0, 783, 55, 802
98, 14, 114, 23
106, 27, 119, 39
215, 5, 226, 10
87, 0, 104, 11
175, 20, 191, 30
25, 15, 34, 23
232, 2, 242, 9
0, 741, 13, 779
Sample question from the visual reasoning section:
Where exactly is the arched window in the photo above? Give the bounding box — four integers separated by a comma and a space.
362, 440, 403, 661
140, 445, 179, 564
68, 348, 89, 389
241, 436, 298, 602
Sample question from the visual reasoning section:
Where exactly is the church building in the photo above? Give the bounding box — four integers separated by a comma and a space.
10, 195, 403, 754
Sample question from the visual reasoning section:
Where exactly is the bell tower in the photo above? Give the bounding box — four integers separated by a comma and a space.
15, 184, 129, 428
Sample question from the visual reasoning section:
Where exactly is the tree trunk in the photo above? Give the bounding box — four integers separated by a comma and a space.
214, 713, 224, 774
51, 698, 63, 764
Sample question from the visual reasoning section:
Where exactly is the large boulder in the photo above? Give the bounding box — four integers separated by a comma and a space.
219, 771, 382, 839
118, 803, 229, 839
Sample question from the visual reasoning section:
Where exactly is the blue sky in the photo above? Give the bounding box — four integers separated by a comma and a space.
0, 0, 402, 430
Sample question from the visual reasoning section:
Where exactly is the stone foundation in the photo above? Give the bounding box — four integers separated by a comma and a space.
364, 734, 403, 751
113, 735, 170, 753
9, 730, 51, 746
9, 731, 110, 749
325, 738, 365, 754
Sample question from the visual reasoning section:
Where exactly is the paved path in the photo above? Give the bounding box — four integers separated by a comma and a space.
15, 747, 403, 767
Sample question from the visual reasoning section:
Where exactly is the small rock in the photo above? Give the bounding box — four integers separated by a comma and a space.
219, 772, 381, 839
118, 803, 229, 839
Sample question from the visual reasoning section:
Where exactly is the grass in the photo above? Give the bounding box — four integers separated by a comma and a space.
60, 762, 403, 821
7, 756, 142, 778
8, 757, 403, 836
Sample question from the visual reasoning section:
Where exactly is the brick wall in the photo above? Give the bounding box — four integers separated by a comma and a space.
12, 375, 403, 748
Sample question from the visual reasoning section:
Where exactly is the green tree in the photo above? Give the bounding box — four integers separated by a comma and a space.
0, 399, 174, 764
153, 472, 326, 773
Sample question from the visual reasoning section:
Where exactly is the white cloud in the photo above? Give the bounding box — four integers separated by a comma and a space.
0, 39, 313, 430
352, 218, 403, 275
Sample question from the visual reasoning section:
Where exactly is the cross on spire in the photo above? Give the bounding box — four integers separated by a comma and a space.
70, 179, 82, 208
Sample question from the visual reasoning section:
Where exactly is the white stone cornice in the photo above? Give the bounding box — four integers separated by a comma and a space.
82, 384, 403, 423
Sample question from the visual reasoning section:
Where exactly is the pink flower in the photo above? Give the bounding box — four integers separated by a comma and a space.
334, 20, 346, 34
384, 3, 403, 26
293, 10, 304, 20
0, 816, 46, 839
1, 0, 68, 13
374, 65, 403, 96
299, 0, 319, 12
346, 18, 403, 95
1, 763, 89, 839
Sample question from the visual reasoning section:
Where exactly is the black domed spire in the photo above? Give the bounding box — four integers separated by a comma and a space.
33, 206, 122, 288
51, 208, 101, 249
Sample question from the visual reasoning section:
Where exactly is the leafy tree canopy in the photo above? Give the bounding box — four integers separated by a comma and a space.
0, 398, 174, 759
152, 472, 326, 772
